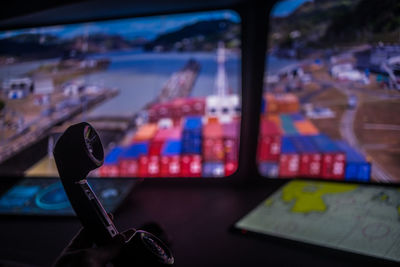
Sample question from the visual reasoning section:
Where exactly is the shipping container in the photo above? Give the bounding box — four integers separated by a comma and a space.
335, 141, 371, 182
148, 102, 173, 123
162, 140, 181, 155
290, 136, 322, 178
203, 121, 224, 162
279, 136, 300, 178
180, 154, 202, 177
138, 155, 160, 177
182, 116, 202, 154
99, 146, 124, 177
225, 161, 238, 176
133, 124, 159, 142
290, 113, 304, 121
280, 114, 298, 135
172, 97, 205, 118
309, 135, 346, 180
263, 93, 299, 114
119, 142, 149, 177
294, 120, 319, 135
264, 93, 278, 113
258, 119, 281, 162
203, 162, 225, 177
160, 155, 181, 177
258, 161, 279, 178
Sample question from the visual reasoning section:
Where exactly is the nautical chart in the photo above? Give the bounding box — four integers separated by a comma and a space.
235, 180, 400, 262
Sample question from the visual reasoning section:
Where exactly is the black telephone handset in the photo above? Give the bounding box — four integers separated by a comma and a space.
53, 122, 174, 266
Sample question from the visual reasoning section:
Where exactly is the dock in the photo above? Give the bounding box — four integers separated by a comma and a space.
0, 88, 119, 164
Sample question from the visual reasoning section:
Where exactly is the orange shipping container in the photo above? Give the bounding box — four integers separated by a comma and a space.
294, 120, 319, 135
133, 124, 159, 142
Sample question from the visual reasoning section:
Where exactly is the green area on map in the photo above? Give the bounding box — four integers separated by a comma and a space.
236, 180, 400, 262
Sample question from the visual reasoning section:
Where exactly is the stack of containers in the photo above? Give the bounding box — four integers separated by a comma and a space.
132, 123, 159, 177
160, 139, 182, 177
181, 116, 202, 177
258, 118, 281, 178
119, 142, 149, 177
202, 119, 225, 177
223, 121, 240, 176
280, 114, 299, 135
150, 127, 181, 156
279, 136, 300, 177
276, 94, 300, 113
335, 141, 371, 182
310, 135, 346, 180
263, 93, 300, 114
99, 146, 124, 177
290, 136, 322, 178
147, 126, 182, 177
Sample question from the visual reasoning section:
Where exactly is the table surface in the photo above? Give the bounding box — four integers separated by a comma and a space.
0, 178, 397, 267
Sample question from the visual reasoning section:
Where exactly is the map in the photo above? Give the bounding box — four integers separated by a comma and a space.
235, 180, 400, 262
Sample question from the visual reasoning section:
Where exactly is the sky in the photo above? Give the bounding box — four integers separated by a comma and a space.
0, 10, 240, 41
271, 0, 313, 17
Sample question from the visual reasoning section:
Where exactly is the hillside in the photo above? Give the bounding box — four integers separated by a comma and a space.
323, 0, 400, 44
144, 19, 240, 52
270, 0, 400, 57
270, 0, 358, 49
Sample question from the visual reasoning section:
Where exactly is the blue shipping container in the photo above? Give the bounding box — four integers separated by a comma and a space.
290, 113, 304, 121
335, 141, 371, 182
281, 136, 298, 154
309, 134, 341, 153
258, 161, 279, 178
121, 142, 149, 159
290, 136, 318, 153
104, 146, 124, 165
184, 116, 202, 130
202, 162, 225, 177
162, 140, 181, 156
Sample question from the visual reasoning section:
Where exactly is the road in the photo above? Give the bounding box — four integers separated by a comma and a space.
332, 80, 396, 182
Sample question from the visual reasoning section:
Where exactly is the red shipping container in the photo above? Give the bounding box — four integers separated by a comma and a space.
138, 155, 160, 177
279, 154, 300, 177
299, 153, 322, 177
224, 138, 239, 162
258, 135, 281, 162
321, 153, 346, 179
160, 155, 181, 177
223, 121, 240, 162
149, 141, 164, 156
203, 122, 224, 162
258, 119, 281, 162
203, 138, 225, 161
180, 154, 202, 177
188, 98, 205, 116
99, 165, 119, 177
171, 98, 186, 120
119, 159, 138, 177
225, 161, 238, 176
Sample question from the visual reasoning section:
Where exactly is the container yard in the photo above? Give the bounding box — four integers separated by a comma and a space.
257, 93, 372, 182
99, 101, 240, 178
